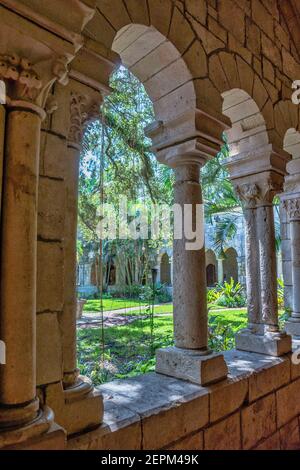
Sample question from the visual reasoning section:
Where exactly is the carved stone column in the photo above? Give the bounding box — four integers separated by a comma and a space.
233, 175, 291, 356
151, 136, 228, 385
280, 157, 300, 344
0, 53, 68, 447
63, 91, 102, 389
235, 184, 261, 330
41, 87, 104, 435
283, 196, 300, 341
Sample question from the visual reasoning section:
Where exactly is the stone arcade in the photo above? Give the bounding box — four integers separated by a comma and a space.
0, 0, 300, 451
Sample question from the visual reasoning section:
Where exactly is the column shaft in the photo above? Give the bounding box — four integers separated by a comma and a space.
0, 109, 40, 410
291, 220, 300, 317
243, 207, 261, 328
173, 164, 207, 350
256, 204, 279, 330
62, 144, 80, 387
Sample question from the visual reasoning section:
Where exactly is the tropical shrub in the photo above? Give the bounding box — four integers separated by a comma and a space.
207, 288, 221, 304
277, 276, 285, 308
215, 278, 246, 308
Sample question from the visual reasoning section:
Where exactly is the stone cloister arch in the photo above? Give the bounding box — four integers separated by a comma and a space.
1, 0, 300, 451
160, 252, 171, 286
205, 249, 217, 286
222, 247, 238, 283
281, 126, 300, 340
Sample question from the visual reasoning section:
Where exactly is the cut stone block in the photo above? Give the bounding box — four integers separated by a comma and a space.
236, 329, 292, 356
285, 320, 300, 338
156, 347, 228, 385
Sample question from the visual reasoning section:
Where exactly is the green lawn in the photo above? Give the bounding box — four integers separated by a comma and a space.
83, 298, 228, 315
77, 307, 248, 385
83, 298, 145, 312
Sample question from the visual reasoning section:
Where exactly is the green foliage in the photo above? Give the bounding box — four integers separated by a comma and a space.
277, 276, 285, 308
77, 307, 250, 385
207, 288, 221, 304
215, 278, 246, 308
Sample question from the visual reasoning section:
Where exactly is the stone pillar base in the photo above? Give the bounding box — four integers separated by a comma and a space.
236, 329, 292, 356
0, 406, 54, 449
44, 377, 103, 435
3, 423, 66, 450
155, 347, 228, 385
285, 319, 300, 339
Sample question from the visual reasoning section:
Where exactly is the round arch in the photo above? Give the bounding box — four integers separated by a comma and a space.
223, 247, 239, 283
205, 249, 218, 287
160, 252, 171, 286
83, 4, 230, 165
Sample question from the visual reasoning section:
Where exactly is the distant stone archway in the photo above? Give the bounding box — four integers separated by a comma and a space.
205, 249, 218, 287
160, 252, 171, 286
223, 247, 239, 283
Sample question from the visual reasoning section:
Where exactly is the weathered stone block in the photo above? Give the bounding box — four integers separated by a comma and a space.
36, 313, 62, 386
252, 0, 274, 40
261, 33, 281, 68
254, 431, 280, 450
37, 241, 64, 313
186, 0, 207, 25
218, 0, 245, 44
248, 357, 290, 402
204, 412, 241, 450
188, 14, 225, 54
241, 393, 276, 449
235, 330, 292, 357
279, 418, 300, 450
148, 0, 173, 36
246, 19, 261, 56
156, 347, 228, 385
168, 6, 195, 54
38, 177, 65, 241
142, 394, 209, 450
276, 379, 300, 428
6, 423, 66, 450
166, 432, 203, 450
45, 381, 104, 436
40, 131, 66, 179
209, 375, 248, 422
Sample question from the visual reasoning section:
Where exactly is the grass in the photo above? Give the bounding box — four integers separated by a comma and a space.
77, 307, 248, 385
83, 298, 235, 316
77, 302, 287, 386
83, 298, 145, 312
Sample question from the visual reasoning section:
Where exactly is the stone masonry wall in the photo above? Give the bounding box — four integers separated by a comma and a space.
68, 349, 300, 450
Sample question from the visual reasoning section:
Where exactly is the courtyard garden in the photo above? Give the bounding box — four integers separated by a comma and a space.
77, 304, 246, 385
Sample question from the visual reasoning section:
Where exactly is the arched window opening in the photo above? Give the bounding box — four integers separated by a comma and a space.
160, 253, 171, 286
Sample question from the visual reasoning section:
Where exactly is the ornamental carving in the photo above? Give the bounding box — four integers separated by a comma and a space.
283, 198, 300, 221
235, 177, 282, 208
68, 91, 102, 146
0, 53, 69, 108
234, 183, 259, 208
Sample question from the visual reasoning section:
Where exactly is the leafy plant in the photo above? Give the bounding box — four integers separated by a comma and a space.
277, 276, 285, 308
207, 288, 221, 304
215, 278, 246, 308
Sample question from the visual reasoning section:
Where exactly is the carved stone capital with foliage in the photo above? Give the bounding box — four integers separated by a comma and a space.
0, 53, 69, 112
67, 91, 102, 147
283, 197, 300, 221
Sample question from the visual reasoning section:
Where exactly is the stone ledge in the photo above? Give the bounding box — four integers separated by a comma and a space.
67, 349, 300, 450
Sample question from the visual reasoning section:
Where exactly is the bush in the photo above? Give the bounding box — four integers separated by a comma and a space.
277, 276, 285, 308
215, 278, 246, 308
207, 288, 221, 304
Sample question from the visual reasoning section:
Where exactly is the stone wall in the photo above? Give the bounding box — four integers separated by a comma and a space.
68, 349, 300, 450
0, 104, 4, 222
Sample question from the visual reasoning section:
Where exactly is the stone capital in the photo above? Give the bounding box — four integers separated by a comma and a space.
146, 108, 230, 169
67, 90, 103, 148
234, 172, 283, 208
282, 195, 300, 221
0, 53, 69, 112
